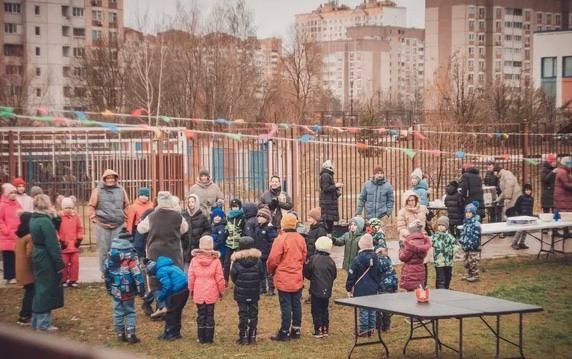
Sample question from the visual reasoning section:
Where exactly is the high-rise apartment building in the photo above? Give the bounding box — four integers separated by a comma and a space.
1, 0, 123, 113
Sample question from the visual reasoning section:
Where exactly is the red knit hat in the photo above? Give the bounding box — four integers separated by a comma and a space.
546, 153, 557, 163
11, 177, 25, 187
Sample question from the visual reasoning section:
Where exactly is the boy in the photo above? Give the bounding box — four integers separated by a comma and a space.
431, 216, 458, 289
375, 244, 397, 332
224, 199, 244, 282
303, 236, 337, 338
104, 234, 145, 344
230, 236, 265, 345
211, 207, 228, 264
304, 207, 328, 258
333, 216, 366, 272
512, 184, 534, 250
126, 187, 153, 258
459, 203, 482, 282
367, 218, 386, 249
444, 181, 464, 238
145, 256, 189, 341
253, 207, 278, 295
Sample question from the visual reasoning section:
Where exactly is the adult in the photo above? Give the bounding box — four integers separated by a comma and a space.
553, 156, 572, 212
15, 212, 34, 325
29, 194, 64, 331
410, 168, 429, 206
11, 178, 33, 212
494, 165, 522, 220
259, 176, 293, 230
87, 169, 130, 274
319, 160, 343, 234
459, 163, 485, 219
181, 194, 210, 265
0, 183, 21, 284
355, 166, 394, 221
187, 169, 224, 215
541, 154, 558, 213
483, 161, 501, 222
396, 191, 428, 242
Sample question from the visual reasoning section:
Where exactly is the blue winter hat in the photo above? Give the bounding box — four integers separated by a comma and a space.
211, 207, 225, 219
465, 202, 478, 215
138, 187, 150, 198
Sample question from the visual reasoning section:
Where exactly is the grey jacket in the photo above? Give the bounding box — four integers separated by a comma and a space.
355, 178, 395, 220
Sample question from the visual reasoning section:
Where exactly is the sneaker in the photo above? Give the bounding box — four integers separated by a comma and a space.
126, 334, 140, 344
466, 276, 479, 282
62, 282, 69, 288
290, 327, 301, 339
150, 307, 167, 319
45, 326, 59, 331
161, 333, 182, 341
16, 317, 31, 326
70, 282, 79, 288
312, 329, 324, 338
8, 278, 17, 285
322, 326, 329, 337
511, 244, 520, 250
237, 336, 248, 345
270, 331, 290, 341
117, 333, 127, 342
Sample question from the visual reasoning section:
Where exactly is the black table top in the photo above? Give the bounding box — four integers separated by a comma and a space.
335, 289, 543, 319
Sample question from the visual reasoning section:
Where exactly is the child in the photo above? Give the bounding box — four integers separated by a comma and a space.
367, 218, 386, 249
126, 187, 153, 257
443, 181, 464, 238
333, 216, 365, 272
253, 207, 278, 295
242, 202, 259, 238
104, 234, 145, 344
304, 207, 328, 258
459, 203, 482, 282
345, 234, 382, 337
398, 220, 431, 291
145, 256, 189, 341
224, 199, 244, 282
410, 168, 429, 206
303, 236, 337, 338
230, 236, 265, 345
375, 244, 397, 332
211, 207, 228, 264
188, 235, 225, 344
511, 184, 534, 250
0, 183, 21, 284
431, 216, 458, 289
57, 196, 83, 288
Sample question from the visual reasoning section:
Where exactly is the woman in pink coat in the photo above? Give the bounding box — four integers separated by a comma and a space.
399, 220, 432, 291
0, 183, 22, 283
188, 235, 225, 344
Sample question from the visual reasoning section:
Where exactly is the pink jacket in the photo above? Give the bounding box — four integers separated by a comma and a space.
188, 249, 225, 304
58, 211, 84, 253
399, 232, 432, 291
0, 196, 21, 251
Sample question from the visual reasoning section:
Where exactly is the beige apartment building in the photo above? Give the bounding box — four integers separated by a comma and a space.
1, 0, 123, 113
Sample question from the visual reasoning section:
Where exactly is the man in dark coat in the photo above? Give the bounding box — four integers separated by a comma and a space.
541, 154, 558, 213
459, 163, 485, 221
259, 176, 293, 230
444, 181, 464, 237
319, 160, 343, 234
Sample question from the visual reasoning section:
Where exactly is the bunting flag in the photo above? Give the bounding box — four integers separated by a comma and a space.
413, 130, 426, 140
455, 151, 465, 159
53, 117, 69, 126
401, 148, 416, 158
389, 129, 398, 136
184, 129, 194, 139
234, 119, 245, 124
501, 154, 511, 161
495, 132, 502, 139
298, 134, 314, 143
100, 122, 119, 133
429, 150, 442, 157
215, 118, 232, 125
73, 111, 89, 123
279, 123, 290, 129
224, 133, 242, 141
101, 109, 114, 117
301, 125, 316, 135
524, 158, 539, 165
0, 106, 15, 119
36, 107, 48, 116
33, 116, 53, 122
355, 142, 369, 150
502, 133, 509, 140
131, 108, 146, 117
312, 124, 322, 133
159, 116, 171, 123
346, 127, 359, 134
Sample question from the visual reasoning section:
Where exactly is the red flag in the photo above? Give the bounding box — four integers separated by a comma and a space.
131, 108, 146, 117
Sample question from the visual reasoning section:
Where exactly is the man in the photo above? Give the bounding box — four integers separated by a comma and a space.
460, 162, 485, 221
483, 161, 501, 222
11, 178, 33, 212
494, 165, 522, 220
355, 167, 394, 220
188, 169, 224, 215
259, 176, 292, 230
88, 169, 130, 275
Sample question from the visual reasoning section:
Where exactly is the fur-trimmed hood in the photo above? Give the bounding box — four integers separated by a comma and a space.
190, 248, 221, 260
231, 248, 261, 262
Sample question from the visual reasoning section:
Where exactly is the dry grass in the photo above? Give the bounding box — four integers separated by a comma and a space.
0, 255, 570, 358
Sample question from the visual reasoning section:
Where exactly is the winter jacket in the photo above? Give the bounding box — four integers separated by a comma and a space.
305, 221, 328, 257
15, 212, 34, 286
513, 194, 534, 216
230, 248, 264, 303
226, 210, 244, 250
58, 211, 84, 254
541, 162, 557, 209
267, 230, 307, 292
497, 169, 522, 210
355, 178, 395, 220
460, 215, 481, 252
333, 216, 365, 271
378, 255, 398, 293
259, 187, 293, 229
188, 249, 225, 304
412, 179, 430, 206
444, 183, 465, 226
373, 232, 387, 250
460, 167, 484, 211
399, 232, 431, 291
346, 249, 382, 297
87, 169, 130, 226
30, 212, 65, 313
126, 198, 153, 234
0, 196, 21, 251
483, 170, 499, 191
211, 221, 228, 258
15, 193, 33, 213
554, 167, 572, 212
151, 256, 188, 303
242, 203, 258, 238
303, 251, 337, 298
396, 191, 428, 241
431, 231, 458, 267
253, 222, 278, 261
319, 168, 340, 222
188, 178, 224, 215
104, 238, 145, 301
182, 207, 210, 262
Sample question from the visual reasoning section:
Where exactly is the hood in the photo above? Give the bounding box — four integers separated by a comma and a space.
270, 186, 282, 196
543, 161, 556, 170
350, 216, 365, 233
242, 202, 258, 219
195, 177, 214, 189
101, 169, 119, 181
371, 177, 386, 186
401, 190, 420, 208
415, 179, 429, 190
16, 212, 33, 238
466, 167, 480, 175
156, 256, 174, 270
404, 232, 431, 252
464, 214, 481, 224
191, 250, 221, 266
446, 183, 459, 195
320, 167, 334, 176
231, 248, 262, 265
185, 193, 201, 215
228, 208, 244, 220
111, 238, 133, 251
310, 221, 326, 231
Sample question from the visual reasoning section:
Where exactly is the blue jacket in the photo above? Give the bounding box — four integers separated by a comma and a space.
412, 179, 429, 206
356, 178, 394, 219
104, 238, 145, 301
346, 250, 383, 297
149, 256, 188, 303
378, 254, 398, 293
460, 215, 481, 252
211, 221, 228, 258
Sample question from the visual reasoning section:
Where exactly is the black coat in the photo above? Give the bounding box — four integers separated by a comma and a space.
182, 209, 210, 261
514, 194, 534, 216
230, 248, 264, 303
444, 184, 465, 226
305, 221, 328, 257
483, 170, 500, 193
252, 223, 278, 261
303, 251, 337, 298
541, 162, 556, 209
242, 203, 258, 238
319, 168, 340, 221
460, 167, 484, 210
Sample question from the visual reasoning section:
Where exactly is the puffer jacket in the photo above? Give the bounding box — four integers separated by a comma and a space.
188, 249, 225, 304
230, 248, 264, 303
253, 222, 278, 261
378, 254, 398, 293
460, 215, 481, 252
211, 221, 228, 258
58, 211, 84, 254
267, 230, 307, 292
431, 232, 458, 267
226, 210, 244, 250
87, 169, 129, 226
259, 187, 293, 229
554, 167, 572, 211
333, 216, 365, 271
396, 191, 427, 241
242, 202, 258, 238
483, 170, 499, 190
150, 256, 188, 303
104, 238, 145, 301
513, 194, 534, 216
460, 167, 484, 210
319, 168, 340, 221
188, 178, 224, 214
305, 220, 328, 257
399, 232, 431, 291
303, 251, 337, 298
497, 169, 522, 210
0, 196, 22, 251
412, 179, 429, 206
346, 249, 382, 297
541, 162, 556, 209
182, 207, 210, 261
355, 178, 395, 220
444, 183, 465, 226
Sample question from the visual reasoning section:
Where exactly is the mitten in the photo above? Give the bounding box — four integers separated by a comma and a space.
60, 241, 67, 250
75, 239, 82, 248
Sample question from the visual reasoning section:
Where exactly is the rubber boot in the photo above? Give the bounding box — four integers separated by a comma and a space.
248, 326, 257, 345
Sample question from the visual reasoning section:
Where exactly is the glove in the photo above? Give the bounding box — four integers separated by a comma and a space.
269, 198, 279, 210
60, 241, 67, 250
75, 239, 82, 248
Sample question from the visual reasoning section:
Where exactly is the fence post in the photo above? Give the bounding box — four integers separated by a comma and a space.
8, 131, 15, 179
291, 127, 300, 212
521, 122, 530, 185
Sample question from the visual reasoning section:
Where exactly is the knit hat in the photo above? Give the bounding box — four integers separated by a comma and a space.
437, 216, 449, 228
407, 219, 424, 233
257, 207, 272, 222
61, 196, 76, 209
2, 183, 17, 197
11, 177, 25, 187
171, 196, 181, 211
211, 207, 225, 220
30, 186, 43, 197
368, 218, 381, 232
561, 156, 572, 168
238, 236, 255, 250
373, 166, 384, 174
281, 212, 298, 230
358, 233, 374, 251
448, 180, 459, 188
350, 216, 365, 233
546, 153, 557, 163
199, 235, 214, 251
199, 168, 210, 178
230, 198, 242, 209
523, 183, 532, 192
322, 160, 333, 171
145, 259, 157, 275
315, 236, 333, 254
411, 168, 423, 180
138, 187, 150, 198
308, 207, 321, 222
156, 191, 173, 208
465, 202, 478, 215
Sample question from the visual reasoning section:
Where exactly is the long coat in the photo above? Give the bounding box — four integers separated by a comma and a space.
319, 168, 340, 222
396, 191, 428, 242
541, 161, 557, 209
30, 212, 65, 313
460, 167, 484, 210
497, 169, 522, 211
399, 232, 431, 291
554, 167, 572, 212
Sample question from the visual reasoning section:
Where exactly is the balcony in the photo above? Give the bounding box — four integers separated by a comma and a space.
92, 20, 102, 27
90, 0, 102, 7
109, 21, 118, 28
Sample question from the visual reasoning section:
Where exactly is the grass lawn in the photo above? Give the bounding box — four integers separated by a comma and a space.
0, 255, 570, 358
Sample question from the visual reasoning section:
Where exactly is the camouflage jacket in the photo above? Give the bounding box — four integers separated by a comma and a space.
431, 232, 459, 267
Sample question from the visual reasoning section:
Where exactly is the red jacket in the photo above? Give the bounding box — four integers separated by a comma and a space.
126, 198, 154, 234
399, 232, 431, 291
0, 196, 21, 251
58, 211, 84, 253
188, 250, 225, 304
554, 167, 572, 212
267, 230, 307, 292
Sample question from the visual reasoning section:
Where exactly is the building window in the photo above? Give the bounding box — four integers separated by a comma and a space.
36, 88, 41, 97
73, 47, 85, 58
563, 57, 572, 78
36, 67, 41, 76
4, 44, 24, 57
546, 14, 552, 25
555, 14, 561, 26
537, 13, 543, 24
73, 28, 85, 37
62, 46, 71, 57
63, 66, 71, 77
478, 7, 485, 19
4, 3, 22, 13
109, 12, 118, 27
63, 86, 73, 98
92, 10, 102, 26
479, 21, 485, 32
496, 8, 502, 19
541, 57, 556, 78
92, 30, 102, 41
35, 26, 40, 36
34, 5, 40, 15
4, 23, 17, 34
35, 47, 40, 56
469, 20, 475, 32
72, 7, 84, 16
5, 65, 23, 75
74, 87, 86, 98
467, 5, 475, 17
109, 0, 118, 9
495, 21, 502, 32
62, 26, 70, 36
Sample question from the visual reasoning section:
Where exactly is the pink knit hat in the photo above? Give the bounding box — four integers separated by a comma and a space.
2, 183, 17, 197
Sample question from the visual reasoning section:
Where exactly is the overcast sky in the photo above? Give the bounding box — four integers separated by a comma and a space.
124, 0, 425, 37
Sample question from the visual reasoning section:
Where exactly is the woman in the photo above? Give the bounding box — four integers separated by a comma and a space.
29, 194, 64, 331
396, 191, 428, 242
554, 157, 572, 213
319, 160, 343, 234
541, 154, 558, 213
181, 194, 210, 265
0, 183, 21, 284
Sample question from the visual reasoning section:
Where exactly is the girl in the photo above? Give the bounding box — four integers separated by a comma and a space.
57, 196, 84, 287
0, 183, 21, 284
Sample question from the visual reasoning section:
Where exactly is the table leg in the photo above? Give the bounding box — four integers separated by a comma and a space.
403, 316, 414, 355
519, 313, 525, 359
376, 322, 390, 358
459, 317, 464, 359
433, 320, 440, 359
348, 307, 358, 359
496, 315, 500, 359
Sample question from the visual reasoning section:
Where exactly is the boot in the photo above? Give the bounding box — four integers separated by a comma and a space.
237, 331, 248, 345
197, 327, 206, 343
313, 326, 323, 338
247, 326, 257, 345
126, 334, 140, 344
271, 330, 290, 341
205, 327, 215, 343
116, 332, 127, 342
290, 326, 301, 339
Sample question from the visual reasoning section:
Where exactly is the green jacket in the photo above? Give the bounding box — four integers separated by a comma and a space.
333, 230, 365, 271
431, 231, 459, 268
30, 213, 65, 313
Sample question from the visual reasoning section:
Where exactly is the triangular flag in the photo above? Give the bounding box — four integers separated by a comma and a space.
36, 107, 48, 116
159, 116, 171, 123
501, 154, 511, 161
184, 130, 195, 139
429, 150, 441, 157
312, 124, 321, 133
73, 111, 88, 122
100, 122, 119, 133
224, 133, 242, 141
101, 110, 114, 117
0, 107, 15, 119
215, 118, 232, 125
279, 123, 289, 129
524, 158, 539, 165
33, 116, 54, 122
131, 108, 146, 117
355, 142, 368, 150
298, 134, 314, 143
413, 131, 426, 140
401, 148, 416, 158
455, 151, 465, 159
501, 133, 509, 140
53, 117, 68, 126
